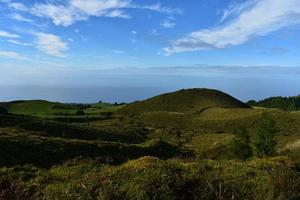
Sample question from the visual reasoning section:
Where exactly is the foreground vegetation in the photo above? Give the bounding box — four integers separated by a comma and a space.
1, 89, 300, 199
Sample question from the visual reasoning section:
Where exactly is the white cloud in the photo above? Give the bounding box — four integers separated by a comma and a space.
35, 33, 68, 57
149, 29, 159, 36
111, 49, 124, 54
7, 39, 33, 46
165, 0, 300, 54
104, 9, 130, 19
135, 3, 182, 15
27, 0, 180, 27
8, 2, 28, 11
161, 19, 176, 29
0, 50, 28, 60
11, 13, 32, 22
31, 4, 81, 27
219, 0, 258, 23
131, 30, 137, 34
0, 30, 19, 38
70, 0, 131, 15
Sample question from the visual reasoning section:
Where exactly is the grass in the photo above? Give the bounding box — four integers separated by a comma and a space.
0, 125, 178, 168
121, 88, 250, 115
0, 156, 299, 200
2, 100, 125, 119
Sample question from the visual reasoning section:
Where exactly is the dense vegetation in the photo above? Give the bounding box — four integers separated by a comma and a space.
1, 88, 300, 199
248, 96, 300, 111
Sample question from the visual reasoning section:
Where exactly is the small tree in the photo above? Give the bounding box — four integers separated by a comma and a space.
252, 115, 277, 157
0, 107, 8, 115
231, 127, 252, 160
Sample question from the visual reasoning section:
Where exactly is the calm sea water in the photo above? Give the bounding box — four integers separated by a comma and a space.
1, 66, 300, 103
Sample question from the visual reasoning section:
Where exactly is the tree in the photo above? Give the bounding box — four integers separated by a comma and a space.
0, 107, 8, 115
230, 127, 252, 160
252, 115, 277, 157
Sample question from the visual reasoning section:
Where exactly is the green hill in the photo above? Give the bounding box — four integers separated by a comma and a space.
122, 88, 251, 115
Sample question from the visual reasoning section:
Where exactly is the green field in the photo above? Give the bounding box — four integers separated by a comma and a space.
0, 88, 300, 199
0, 100, 125, 120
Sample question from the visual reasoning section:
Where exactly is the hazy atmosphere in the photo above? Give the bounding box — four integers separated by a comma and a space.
2, 66, 300, 103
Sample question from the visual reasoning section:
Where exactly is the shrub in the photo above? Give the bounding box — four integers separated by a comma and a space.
230, 127, 252, 160
0, 107, 8, 115
75, 110, 85, 116
252, 115, 277, 157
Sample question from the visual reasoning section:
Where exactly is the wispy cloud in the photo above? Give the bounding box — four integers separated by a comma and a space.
30, 4, 80, 27
0, 50, 28, 60
219, 0, 258, 23
7, 39, 33, 46
8, 2, 28, 11
35, 33, 68, 57
0, 30, 19, 38
9, 0, 181, 27
111, 49, 124, 54
134, 3, 182, 15
165, 0, 300, 54
149, 29, 159, 36
11, 13, 32, 22
161, 18, 176, 29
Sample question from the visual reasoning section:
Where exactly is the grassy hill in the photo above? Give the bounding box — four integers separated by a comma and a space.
122, 88, 251, 115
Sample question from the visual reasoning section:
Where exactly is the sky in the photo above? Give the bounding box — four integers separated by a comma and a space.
1, 0, 300, 102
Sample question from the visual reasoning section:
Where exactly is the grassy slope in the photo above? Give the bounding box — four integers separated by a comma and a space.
0, 115, 180, 168
122, 88, 251, 115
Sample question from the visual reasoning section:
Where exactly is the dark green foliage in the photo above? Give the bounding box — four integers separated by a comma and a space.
248, 96, 300, 111
51, 103, 77, 110
230, 127, 252, 160
75, 109, 85, 116
252, 116, 277, 157
0, 107, 8, 115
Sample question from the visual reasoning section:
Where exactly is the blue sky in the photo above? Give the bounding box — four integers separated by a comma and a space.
1, 0, 300, 68
1, 0, 300, 102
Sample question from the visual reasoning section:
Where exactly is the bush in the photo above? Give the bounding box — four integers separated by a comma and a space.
0, 107, 8, 115
252, 116, 277, 157
230, 127, 252, 160
75, 110, 85, 116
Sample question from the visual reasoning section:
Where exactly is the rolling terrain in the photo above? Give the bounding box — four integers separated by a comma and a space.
0, 88, 300, 199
